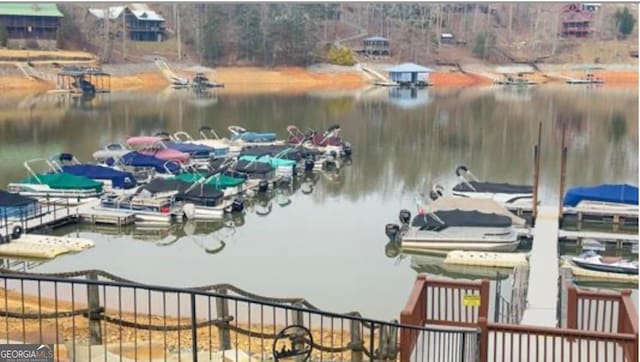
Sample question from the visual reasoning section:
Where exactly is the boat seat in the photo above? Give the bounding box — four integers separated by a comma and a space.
601, 256, 623, 264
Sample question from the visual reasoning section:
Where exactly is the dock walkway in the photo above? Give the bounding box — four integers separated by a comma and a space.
520, 205, 559, 327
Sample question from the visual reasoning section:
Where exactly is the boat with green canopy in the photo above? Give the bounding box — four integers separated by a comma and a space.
7, 159, 104, 204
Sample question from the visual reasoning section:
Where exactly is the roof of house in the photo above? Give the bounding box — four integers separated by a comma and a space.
88, 6, 124, 20
387, 63, 434, 73
0, 3, 63, 17
130, 9, 164, 22
364, 36, 388, 42
441, 33, 454, 38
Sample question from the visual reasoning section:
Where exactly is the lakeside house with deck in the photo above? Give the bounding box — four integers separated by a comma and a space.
88, 4, 166, 42
0, 3, 63, 49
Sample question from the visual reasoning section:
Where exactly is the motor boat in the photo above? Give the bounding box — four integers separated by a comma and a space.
50, 153, 137, 191
7, 159, 103, 204
228, 126, 285, 147
99, 186, 180, 225
286, 125, 352, 158
154, 132, 217, 164
571, 250, 638, 275
385, 196, 520, 252
240, 142, 336, 171
0, 190, 39, 223
448, 165, 533, 211
172, 159, 253, 197
172, 130, 232, 158
563, 184, 638, 215
104, 152, 181, 182
126, 136, 191, 164
140, 178, 243, 220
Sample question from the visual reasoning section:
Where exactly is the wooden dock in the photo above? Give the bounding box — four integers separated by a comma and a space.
77, 200, 136, 226
558, 229, 638, 244
520, 205, 559, 327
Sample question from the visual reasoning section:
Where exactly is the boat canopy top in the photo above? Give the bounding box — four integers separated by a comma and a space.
411, 210, 512, 231
563, 184, 639, 207
141, 178, 224, 206
162, 141, 214, 157
431, 197, 526, 227
106, 152, 181, 174
229, 126, 278, 143
453, 181, 533, 194
174, 173, 245, 189
17, 173, 103, 192
0, 190, 37, 207
61, 164, 137, 189
234, 160, 274, 175
126, 136, 165, 146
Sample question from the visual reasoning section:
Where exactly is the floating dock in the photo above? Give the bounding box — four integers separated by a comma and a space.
561, 260, 638, 284
77, 200, 136, 226
520, 205, 559, 327
443, 250, 529, 268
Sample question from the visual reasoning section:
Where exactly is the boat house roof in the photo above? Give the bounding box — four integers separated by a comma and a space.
0, 3, 63, 17
387, 63, 434, 73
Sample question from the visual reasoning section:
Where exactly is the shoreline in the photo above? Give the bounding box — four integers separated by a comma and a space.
0, 64, 635, 95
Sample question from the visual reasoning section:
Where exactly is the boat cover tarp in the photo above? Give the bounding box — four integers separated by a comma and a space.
0, 190, 38, 219
241, 145, 319, 160
431, 198, 526, 227
174, 173, 245, 189
453, 181, 532, 194
163, 141, 213, 158
234, 160, 274, 176
61, 165, 137, 189
141, 179, 223, 206
239, 155, 296, 168
232, 131, 277, 143
106, 152, 181, 174
18, 173, 103, 192
563, 184, 639, 207
411, 210, 512, 230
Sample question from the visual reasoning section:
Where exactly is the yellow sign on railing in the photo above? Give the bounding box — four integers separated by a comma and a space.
463, 294, 480, 307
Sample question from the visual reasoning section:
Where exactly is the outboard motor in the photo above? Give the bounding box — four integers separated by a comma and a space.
343, 142, 352, 157
429, 184, 445, 201
304, 158, 315, 172
385, 223, 401, 243
399, 209, 411, 225
455, 165, 469, 177
258, 180, 269, 194
231, 197, 245, 212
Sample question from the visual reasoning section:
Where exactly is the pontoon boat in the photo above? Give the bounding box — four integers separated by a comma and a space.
563, 184, 638, 215
50, 153, 137, 191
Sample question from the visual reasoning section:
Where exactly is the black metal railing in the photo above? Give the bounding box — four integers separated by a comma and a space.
0, 271, 480, 361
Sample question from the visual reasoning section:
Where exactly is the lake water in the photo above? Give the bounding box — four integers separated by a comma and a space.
0, 85, 637, 319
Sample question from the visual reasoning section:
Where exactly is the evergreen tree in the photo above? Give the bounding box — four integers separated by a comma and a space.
615, 7, 635, 39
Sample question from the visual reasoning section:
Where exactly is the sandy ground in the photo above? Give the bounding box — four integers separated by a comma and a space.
0, 63, 635, 95
0, 288, 373, 361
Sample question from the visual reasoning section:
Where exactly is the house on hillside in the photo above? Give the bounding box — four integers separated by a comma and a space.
88, 5, 166, 42
363, 36, 390, 56
559, 4, 593, 38
0, 3, 63, 49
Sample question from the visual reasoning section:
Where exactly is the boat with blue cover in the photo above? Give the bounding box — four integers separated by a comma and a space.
154, 132, 216, 163
50, 153, 137, 190
105, 152, 181, 176
563, 184, 638, 214
0, 190, 38, 220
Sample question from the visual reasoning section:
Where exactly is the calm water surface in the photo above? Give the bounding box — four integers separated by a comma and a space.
0, 85, 637, 319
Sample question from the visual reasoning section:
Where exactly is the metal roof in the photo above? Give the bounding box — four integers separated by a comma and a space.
364, 36, 388, 42
0, 3, 63, 17
88, 6, 124, 20
387, 63, 434, 73
130, 9, 164, 22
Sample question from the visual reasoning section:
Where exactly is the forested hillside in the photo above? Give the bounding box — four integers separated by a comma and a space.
61, 3, 639, 65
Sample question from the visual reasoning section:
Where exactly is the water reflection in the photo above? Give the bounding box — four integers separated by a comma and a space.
387, 87, 431, 109
0, 86, 636, 317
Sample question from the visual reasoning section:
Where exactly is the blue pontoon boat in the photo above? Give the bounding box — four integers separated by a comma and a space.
563, 184, 638, 214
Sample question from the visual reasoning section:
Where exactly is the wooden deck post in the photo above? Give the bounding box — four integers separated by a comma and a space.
215, 288, 231, 350
566, 285, 577, 329
479, 279, 490, 321
558, 124, 567, 226
86, 271, 103, 345
478, 317, 488, 362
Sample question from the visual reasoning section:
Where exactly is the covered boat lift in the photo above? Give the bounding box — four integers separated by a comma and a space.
56, 66, 111, 94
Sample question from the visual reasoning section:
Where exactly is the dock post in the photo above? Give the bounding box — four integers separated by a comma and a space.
215, 288, 231, 350
558, 125, 567, 227
86, 271, 103, 344
291, 301, 306, 353
349, 320, 363, 362
532, 145, 539, 224
479, 279, 490, 321
558, 267, 572, 328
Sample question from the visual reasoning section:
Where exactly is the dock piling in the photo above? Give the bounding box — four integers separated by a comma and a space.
349, 319, 363, 361
215, 288, 231, 350
86, 271, 103, 344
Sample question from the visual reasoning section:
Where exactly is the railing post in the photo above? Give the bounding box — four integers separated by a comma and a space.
291, 302, 305, 354
349, 319, 363, 362
567, 285, 577, 329
215, 288, 231, 351
479, 279, 490, 321
478, 317, 488, 362
191, 293, 198, 362
86, 271, 103, 345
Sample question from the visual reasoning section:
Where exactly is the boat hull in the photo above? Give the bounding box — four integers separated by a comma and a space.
452, 191, 533, 210
399, 226, 520, 252
571, 259, 638, 275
